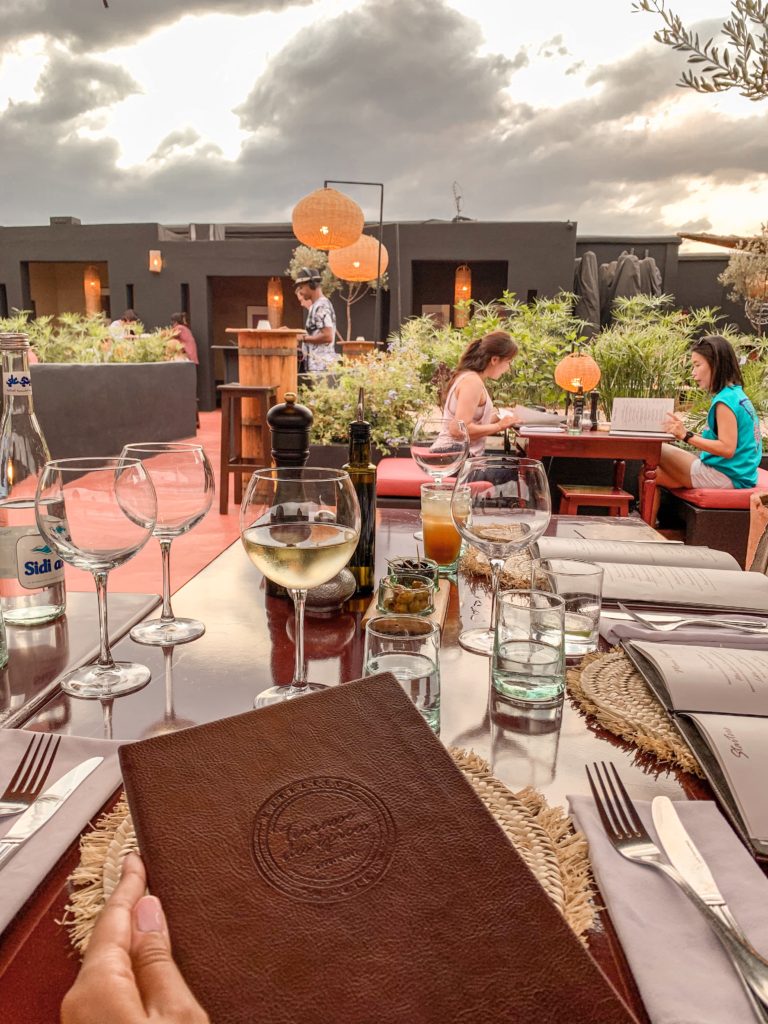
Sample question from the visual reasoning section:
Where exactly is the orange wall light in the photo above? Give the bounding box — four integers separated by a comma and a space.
83, 265, 101, 316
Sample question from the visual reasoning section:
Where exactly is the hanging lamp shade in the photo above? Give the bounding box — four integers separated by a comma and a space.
328, 234, 389, 282
454, 264, 472, 327
291, 187, 364, 251
83, 265, 101, 317
554, 351, 601, 393
267, 276, 284, 328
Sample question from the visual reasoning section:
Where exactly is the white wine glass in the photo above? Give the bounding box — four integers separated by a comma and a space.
241, 467, 360, 707
122, 442, 214, 646
451, 456, 551, 656
35, 456, 157, 698
411, 414, 469, 541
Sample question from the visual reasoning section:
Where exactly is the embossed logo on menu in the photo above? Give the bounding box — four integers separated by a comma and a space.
252, 777, 396, 902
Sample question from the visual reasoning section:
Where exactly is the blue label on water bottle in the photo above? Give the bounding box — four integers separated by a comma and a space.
3, 373, 32, 396
16, 534, 64, 589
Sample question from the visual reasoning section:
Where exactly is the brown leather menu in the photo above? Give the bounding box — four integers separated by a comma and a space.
119, 674, 638, 1024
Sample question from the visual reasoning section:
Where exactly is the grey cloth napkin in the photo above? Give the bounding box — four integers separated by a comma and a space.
0, 730, 122, 934
599, 616, 768, 650
570, 796, 768, 1024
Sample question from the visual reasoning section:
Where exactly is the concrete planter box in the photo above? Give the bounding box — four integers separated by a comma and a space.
27, 362, 197, 460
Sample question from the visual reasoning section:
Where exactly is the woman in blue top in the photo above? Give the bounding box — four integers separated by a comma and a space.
658, 335, 761, 501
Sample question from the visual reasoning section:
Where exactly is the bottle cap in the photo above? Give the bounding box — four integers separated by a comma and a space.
0, 333, 30, 350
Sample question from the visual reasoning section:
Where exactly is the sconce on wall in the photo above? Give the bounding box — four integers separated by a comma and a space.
454, 264, 472, 328
148, 250, 163, 273
267, 276, 284, 328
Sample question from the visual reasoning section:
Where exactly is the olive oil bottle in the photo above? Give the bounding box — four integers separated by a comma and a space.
343, 389, 376, 596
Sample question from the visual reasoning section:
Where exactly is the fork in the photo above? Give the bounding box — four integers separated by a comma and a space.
586, 761, 768, 1016
616, 603, 768, 634
0, 735, 62, 818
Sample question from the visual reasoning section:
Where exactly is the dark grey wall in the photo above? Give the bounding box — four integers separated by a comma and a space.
675, 254, 750, 332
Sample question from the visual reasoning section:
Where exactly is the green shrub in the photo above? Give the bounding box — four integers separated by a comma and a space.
0, 311, 184, 363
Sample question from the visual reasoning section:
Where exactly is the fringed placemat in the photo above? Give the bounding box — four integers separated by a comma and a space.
63, 749, 595, 955
567, 650, 703, 777
460, 546, 533, 590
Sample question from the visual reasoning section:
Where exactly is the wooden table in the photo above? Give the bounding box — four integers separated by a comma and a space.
519, 430, 665, 525
0, 513, 703, 1022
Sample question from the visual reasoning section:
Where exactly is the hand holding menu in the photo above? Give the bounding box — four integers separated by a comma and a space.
599, 562, 768, 611
536, 537, 740, 570
625, 641, 768, 854
610, 397, 674, 436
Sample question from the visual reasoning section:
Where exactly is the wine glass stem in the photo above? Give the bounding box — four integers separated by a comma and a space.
488, 558, 504, 634
159, 539, 175, 622
93, 571, 115, 669
290, 588, 308, 690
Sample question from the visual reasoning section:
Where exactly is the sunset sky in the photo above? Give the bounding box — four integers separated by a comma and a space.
0, 0, 765, 241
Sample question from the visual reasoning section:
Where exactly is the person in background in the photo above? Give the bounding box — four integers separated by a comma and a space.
61, 853, 209, 1024
295, 267, 337, 375
658, 335, 761, 509
170, 312, 198, 364
109, 309, 138, 341
440, 331, 521, 456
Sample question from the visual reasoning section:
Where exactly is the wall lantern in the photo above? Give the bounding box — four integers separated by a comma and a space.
148, 250, 163, 273
454, 264, 472, 327
328, 234, 389, 282
83, 265, 101, 316
267, 276, 284, 328
291, 187, 364, 251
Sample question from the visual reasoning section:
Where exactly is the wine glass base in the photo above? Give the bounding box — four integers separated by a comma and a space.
130, 617, 206, 647
457, 627, 495, 656
60, 662, 152, 699
254, 682, 327, 709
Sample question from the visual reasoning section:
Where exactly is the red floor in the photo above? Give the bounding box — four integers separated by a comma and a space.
65, 410, 242, 595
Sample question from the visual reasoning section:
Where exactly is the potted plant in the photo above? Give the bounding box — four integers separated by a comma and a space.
718, 226, 768, 334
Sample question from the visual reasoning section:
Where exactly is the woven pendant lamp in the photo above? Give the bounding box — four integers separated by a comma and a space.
454, 264, 472, 327
291, 187, 364, 251
267, 277, 284, 328
328, 234, 389, 282
83, 265, 101, 316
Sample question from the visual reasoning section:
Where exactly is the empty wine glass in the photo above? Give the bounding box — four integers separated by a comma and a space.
411, 414, 469, 540
451, 456, 551, 656
35, 456, 157, 698
122, 442, 214, 646
241, 467, 360, 707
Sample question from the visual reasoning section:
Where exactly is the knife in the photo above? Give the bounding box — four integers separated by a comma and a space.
0, 756, 103, 871
652, 796, 768, 1023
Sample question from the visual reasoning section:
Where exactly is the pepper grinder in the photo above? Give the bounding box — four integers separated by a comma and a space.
589, 390, 600, 431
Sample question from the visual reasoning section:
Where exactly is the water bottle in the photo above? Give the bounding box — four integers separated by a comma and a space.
0, 333, 66, 625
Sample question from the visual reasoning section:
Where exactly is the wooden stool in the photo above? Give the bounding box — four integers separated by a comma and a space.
557, 484, 632, 517
218, 384, 277, 514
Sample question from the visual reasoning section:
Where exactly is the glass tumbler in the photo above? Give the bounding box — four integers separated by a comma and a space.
364, 615, 441, 732
492, 589, 565, 705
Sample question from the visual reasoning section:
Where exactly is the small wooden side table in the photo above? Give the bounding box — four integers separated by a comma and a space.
218, 384, 277, 514
557, 483, 632, 517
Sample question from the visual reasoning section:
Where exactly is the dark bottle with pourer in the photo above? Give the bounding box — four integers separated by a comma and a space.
343, 388, 376, 596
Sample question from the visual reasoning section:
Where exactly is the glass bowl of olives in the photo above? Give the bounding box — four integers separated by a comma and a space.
376, 572, 436, 616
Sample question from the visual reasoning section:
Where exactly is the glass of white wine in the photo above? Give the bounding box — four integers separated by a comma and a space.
241, 467, 360, 707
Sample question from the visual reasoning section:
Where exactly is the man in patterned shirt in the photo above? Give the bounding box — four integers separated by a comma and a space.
295, 267, 338, 375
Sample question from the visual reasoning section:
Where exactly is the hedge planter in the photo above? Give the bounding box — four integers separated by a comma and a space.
27, 362, 197, 460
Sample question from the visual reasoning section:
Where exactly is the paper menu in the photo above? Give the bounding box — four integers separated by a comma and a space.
628, 641, 768, 716
599, 562, 768, 611
536, 538, 739, 570
553, 521, 665, 543
500, 405, 564, 426
610, 397, 674, 435
682, 713, 768, 843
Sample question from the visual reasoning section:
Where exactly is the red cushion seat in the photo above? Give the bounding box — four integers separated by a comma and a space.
377, 458, 441, 498
670, 468, 768, 510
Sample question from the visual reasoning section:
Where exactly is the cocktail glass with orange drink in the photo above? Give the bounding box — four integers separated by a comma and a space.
421, 483, 468, 574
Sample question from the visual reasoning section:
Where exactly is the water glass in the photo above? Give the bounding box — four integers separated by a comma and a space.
364, 616, 440, 732
531, 558, 603, 657
492, 590, 565, 704
421, 482, 464, 574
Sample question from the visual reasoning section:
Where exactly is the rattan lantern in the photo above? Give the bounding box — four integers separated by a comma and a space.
291, 187, 364, 251
454, 264, 472, 327
267, 276, 284, 328
83, 265, 101, 316
554, 351, 601, 393
328, 234, 389, 282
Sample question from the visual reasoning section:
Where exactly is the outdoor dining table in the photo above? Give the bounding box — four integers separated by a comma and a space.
0, 511, 713, 1023
518, 429, 666, 525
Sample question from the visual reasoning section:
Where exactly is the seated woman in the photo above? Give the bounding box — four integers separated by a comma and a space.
659, 335, 762, 500
441, 330, 520, 455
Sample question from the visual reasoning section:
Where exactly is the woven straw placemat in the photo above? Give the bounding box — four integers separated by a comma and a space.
63, 748, 595, 955
460, 546, 533, 590
567, 650, 703, 777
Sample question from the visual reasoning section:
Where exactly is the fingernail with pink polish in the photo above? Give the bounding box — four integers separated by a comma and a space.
136, 895, 164, 933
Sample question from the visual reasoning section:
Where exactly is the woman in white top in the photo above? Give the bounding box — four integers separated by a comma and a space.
442, 331, 520, 456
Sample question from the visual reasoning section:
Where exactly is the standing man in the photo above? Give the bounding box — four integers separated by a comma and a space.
295, 267, 337, 375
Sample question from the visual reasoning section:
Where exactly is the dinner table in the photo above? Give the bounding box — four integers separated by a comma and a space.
0, 511, 725, 1023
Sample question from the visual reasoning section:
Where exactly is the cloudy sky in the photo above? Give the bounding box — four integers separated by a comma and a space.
0, 0, 765, 238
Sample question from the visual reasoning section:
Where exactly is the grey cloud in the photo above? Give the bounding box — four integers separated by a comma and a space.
151, 128, 203, 160
0, 0, 314, 51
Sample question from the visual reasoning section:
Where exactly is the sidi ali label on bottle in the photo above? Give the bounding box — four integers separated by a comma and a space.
3, 373, 32, 397
0, 529, 64, 589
